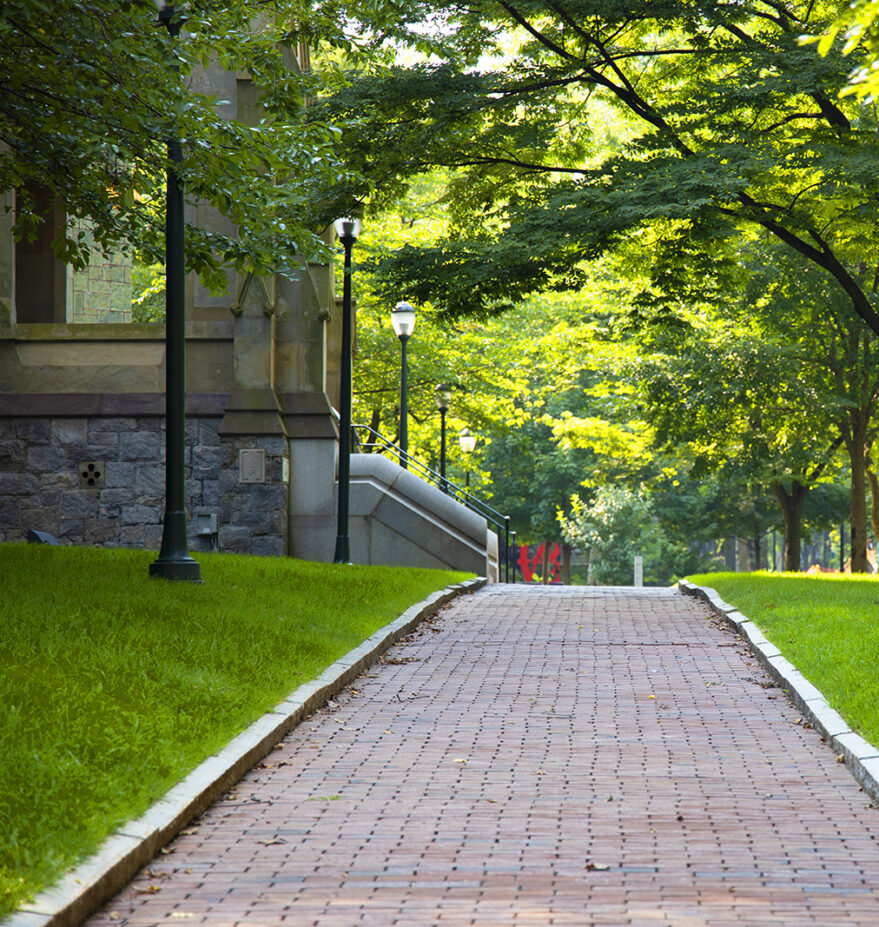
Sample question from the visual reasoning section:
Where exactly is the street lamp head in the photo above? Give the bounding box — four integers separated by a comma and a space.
459, 428, 477, 454
391, 301, 416, 340
434, 383, 452, 413
334, 216, 362, 243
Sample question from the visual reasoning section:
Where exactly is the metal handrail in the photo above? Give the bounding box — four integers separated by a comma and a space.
351, 423, 514, 582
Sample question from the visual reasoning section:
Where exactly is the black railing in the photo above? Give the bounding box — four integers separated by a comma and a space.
351, 423, 515, 582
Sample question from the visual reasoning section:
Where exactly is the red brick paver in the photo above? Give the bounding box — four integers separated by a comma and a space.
87, 586, 879, 926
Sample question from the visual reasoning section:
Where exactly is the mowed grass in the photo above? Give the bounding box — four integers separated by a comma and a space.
0, 543, 472, 917
688, 571, 879, 747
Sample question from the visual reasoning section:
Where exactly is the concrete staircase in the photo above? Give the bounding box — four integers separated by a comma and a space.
287, 436, 497, 578
348, 453, 497, 579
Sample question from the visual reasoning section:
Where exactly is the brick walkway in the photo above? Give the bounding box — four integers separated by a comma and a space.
87, 586, 879, 926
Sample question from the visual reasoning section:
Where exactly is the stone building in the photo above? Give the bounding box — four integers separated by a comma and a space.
0, 56, 496, 577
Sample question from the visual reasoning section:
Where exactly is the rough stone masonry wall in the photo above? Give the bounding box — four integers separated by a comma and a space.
218, 434, 289, 557
0, 415, 289, 556
67, 220, 133, 323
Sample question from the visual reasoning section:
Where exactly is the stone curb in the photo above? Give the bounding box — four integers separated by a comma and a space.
6, 577, 487, 927
678, 579, 879, 804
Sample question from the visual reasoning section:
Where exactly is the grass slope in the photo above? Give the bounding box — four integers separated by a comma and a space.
0, 544, 471, 917
688, 571, 879, 748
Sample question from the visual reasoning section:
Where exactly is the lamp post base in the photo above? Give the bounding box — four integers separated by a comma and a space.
150, 509, 202, 581
149, 555, 203, 582
333, 535, 351, 565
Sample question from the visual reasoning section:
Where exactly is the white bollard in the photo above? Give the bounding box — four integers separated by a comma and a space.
634, 555, 643, 587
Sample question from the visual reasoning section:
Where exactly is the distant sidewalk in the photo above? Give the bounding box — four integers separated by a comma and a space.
83, 585, 879, 927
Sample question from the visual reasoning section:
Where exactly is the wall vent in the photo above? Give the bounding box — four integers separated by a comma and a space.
79, 461, 105, 489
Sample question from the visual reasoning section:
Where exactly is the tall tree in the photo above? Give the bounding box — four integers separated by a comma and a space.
631, 231, 879, 571
631, 294, 843, 571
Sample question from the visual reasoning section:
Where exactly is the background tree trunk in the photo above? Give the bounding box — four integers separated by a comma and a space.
867, 464, 879, 543
771, 481, 806, 572
561, 542, 572, 585
850, 445, 869, 572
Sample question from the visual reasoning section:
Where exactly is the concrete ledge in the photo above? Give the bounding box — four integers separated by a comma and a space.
679, 579, 879, 808
349, 454, 491, 575
4, 577, 486, 927
0, 393, 226, 417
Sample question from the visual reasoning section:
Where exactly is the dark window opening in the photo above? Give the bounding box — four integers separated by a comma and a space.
14, 182, 66, 323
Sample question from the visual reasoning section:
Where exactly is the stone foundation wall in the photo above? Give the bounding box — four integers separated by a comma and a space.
218, 434, 289, 557
0, 414, 289, 556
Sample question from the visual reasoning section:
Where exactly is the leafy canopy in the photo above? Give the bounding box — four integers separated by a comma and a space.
0, 0, 356, 288
312, 0, 879, 336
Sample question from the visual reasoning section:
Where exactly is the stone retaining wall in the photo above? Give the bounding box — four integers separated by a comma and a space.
218, 433, 289, 556
0, 414, 288, 556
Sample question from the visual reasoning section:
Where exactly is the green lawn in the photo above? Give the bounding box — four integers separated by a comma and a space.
688, 571, 879, 748
0, 543, 471, 918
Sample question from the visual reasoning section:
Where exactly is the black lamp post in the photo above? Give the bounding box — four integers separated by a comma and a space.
434, 383, 451, 492
511, 530, 518, 583
150, 1, 201, 582
391, 301, 416, 468
458, 427, 476, 491
333, 216, 361, 564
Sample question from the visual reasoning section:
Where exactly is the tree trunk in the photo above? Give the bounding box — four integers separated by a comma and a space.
867, 465, 879, 544
841, 410, 870, 573
770, 481, 807, 572
850, 443, 869, 573
752, 532, 762, 572
368, 408, 381, 444
541, 540, 550, 585
560, 542, 572, 585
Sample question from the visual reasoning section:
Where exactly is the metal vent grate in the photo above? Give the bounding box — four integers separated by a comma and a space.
79, 461, 105, 489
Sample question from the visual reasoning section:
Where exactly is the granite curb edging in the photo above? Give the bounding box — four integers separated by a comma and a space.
6, 576, 487, 927
678, 579, 879, 805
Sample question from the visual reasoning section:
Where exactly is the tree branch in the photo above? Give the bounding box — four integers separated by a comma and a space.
805, 433, 844, 484
495, 0, 578, 62
461, 154, 587, 174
